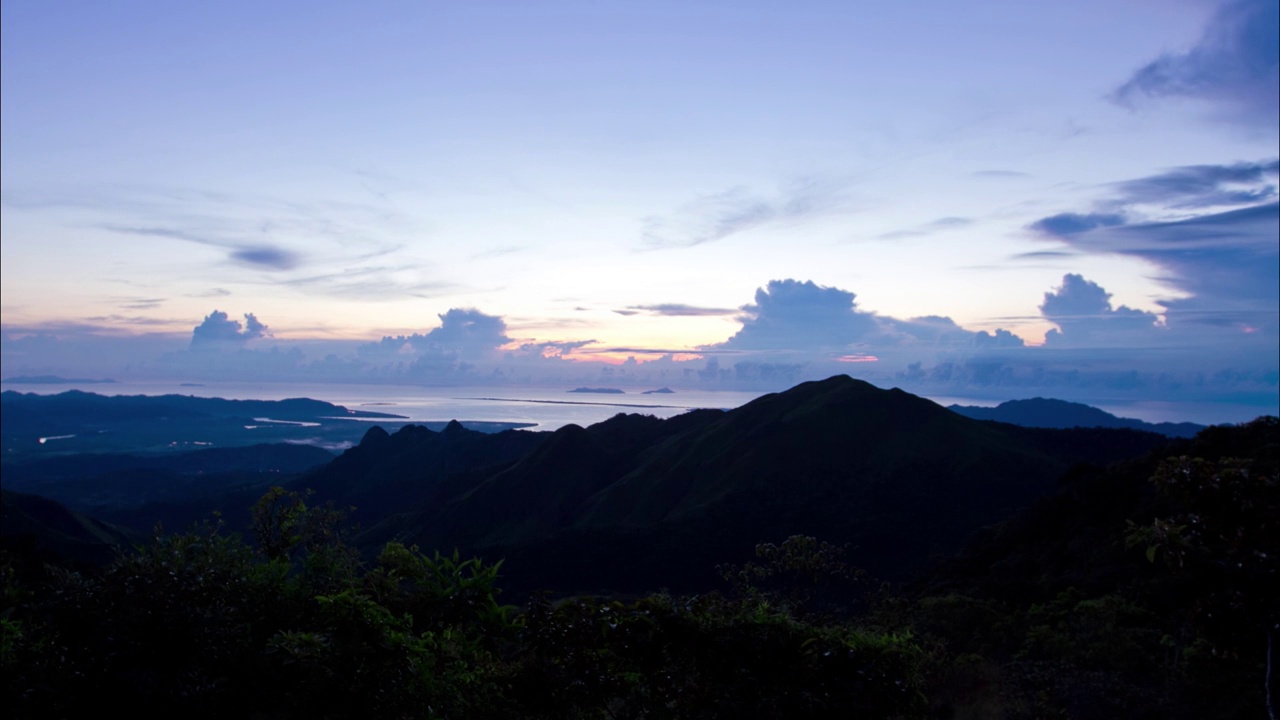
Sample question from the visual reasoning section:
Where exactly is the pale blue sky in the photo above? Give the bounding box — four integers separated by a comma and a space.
2, 0, 1276, 420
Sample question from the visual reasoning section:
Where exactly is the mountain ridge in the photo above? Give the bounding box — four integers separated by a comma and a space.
948, 396, 1205, 437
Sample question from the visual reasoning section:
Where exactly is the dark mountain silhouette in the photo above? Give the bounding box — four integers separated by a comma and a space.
289, 421, 548, 528
362, 376, 1157, 593
5, 376, 1186, 598
1, 489, 139, 568
905, 416, 1277, 718
0, 390, 411, 457
1, 389, 404, 427
948, 397, 1205, 437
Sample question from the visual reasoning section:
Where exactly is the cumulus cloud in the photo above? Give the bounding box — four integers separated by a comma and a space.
423, 309, 512, 360
1039, 274, 1162, 346
357, 308, 513, 372
707, 280, 1029, 363
716, 280, 881, 353
1030, 162, 1278, 338
189, 310, 270, 350
515, 339, 597, 358
973, 328, 1026, 348
1112, 0, 1279, 129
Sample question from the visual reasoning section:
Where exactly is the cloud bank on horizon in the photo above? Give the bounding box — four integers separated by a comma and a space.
1, 0, 1276, 423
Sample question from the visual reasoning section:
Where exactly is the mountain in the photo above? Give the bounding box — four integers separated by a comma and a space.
0, 390, 411, 457
1, 489, 139, 568
904, 416, 1277, 718
285, 421, 549, 528
948, 397, 1205, 437
2, 375, 118, 384
364, 376, 1160, 593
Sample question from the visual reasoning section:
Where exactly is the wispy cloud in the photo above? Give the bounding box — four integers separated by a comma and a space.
1110, 159, 1278, 208
278, 266, 459, 300
187, 288, 232, 298
8, 183, 420, 295
112, 296, 167, 311
641, 176, 855, 249
622, 304, 738, 317
1009, 250, 1077, 260
101, 223, 305, 271
877, 216, 973, 240
971, 170, 1030, 179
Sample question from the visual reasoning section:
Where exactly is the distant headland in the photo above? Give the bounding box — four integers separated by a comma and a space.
567, 387, 625, 394
2, 375, 118, 385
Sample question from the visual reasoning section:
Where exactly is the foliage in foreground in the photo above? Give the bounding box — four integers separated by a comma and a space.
3, 416, 1274, 719
1, 491, 925, 719
897, 416, 1277, 720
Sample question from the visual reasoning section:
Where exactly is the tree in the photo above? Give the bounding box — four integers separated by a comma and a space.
1132, 436, 1279, 719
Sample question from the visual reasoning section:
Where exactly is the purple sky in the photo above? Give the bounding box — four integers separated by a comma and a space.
2, 0, 1276, 422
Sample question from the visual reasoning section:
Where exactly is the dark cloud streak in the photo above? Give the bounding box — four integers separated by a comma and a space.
624, 304, 738, 317
1112, 0, 1279, 129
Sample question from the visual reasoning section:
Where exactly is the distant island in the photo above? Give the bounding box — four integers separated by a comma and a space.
179, 383, 206, 387
642, 387, 675, 394
2, 375, 118, 385
567, 387, 625, 394
948, 397, 1205, 438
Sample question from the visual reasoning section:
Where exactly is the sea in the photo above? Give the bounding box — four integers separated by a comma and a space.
2, 378, 1271, 428
0, 379, 770, 432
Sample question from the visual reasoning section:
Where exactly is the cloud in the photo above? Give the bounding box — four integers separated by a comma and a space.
188, 288, 232, 298
974, 328, 1026, 347
515, 339, 597, 359
422, 309, 511, 358
889, 315, 1025, 349
113, 296, 167, 310
705, 280, 1029, 363
641, 177, 853, 249
1039, 274, 1162, 346
1009, 250, 1077, 260
279, 266, 458, 300
230, 246, 301, 270
1112, 0, 1279, 129
357, 308, 513, 370
877, 216, 974, 240
9, 183, 426, 300
971, 170, 1030, 179
190, 310, 270, 350
623, 304, 738, 317
0, 327, 187, 379
715, 279, 882, 353
1112, 159, 1279, 208
103, 224, 304, 272
1030, 212, 1127, 237
1029, 162, 1278, 338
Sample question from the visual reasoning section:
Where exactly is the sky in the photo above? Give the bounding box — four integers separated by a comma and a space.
2, 0, 1277, 422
